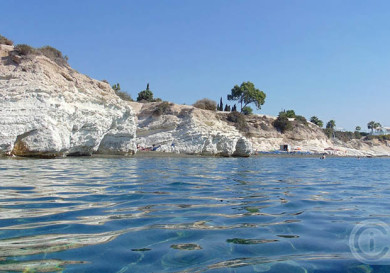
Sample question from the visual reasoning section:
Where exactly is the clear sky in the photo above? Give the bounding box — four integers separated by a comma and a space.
1, 0, 389, 131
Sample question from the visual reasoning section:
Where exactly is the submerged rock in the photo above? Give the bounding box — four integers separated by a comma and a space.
170, 243, 202, 250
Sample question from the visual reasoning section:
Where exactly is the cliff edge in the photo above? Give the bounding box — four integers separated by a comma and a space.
0, 44, 137, 157
130, 101, 390, 157
130, 102, 252, 157
1, 39, 389, 158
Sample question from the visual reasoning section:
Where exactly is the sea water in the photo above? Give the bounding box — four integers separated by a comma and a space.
1, 156, 390, 272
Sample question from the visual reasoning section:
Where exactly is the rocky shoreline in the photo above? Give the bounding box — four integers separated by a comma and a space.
1, 43, 390, 158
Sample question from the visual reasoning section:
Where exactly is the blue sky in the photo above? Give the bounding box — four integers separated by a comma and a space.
1, 0, 389, 131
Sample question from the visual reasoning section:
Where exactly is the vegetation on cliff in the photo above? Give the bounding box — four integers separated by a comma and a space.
227, 81, 266, 113
12, 44, 69, 66
273, 112, 293, 133
136, 83, 162, 103
272, 110, 308, 133
112, 83, 133, 101
242, 106, 253, 115
365, 134, 390, 142
0, 34, 13, 46
153, 101, 174, 116
193, 98, 217, 111
226, 112, 250, 135
367, 121, 382, 134
2, 34, 389, 152
310, 116, 324, 127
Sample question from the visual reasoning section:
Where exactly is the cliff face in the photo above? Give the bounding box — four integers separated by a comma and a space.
1, 41, 389, 158
0, 44, 137, 157
131, 102, 332, 156
130, 102, 253, 157
248, 116, 390, 156
244, 114, 332, 153
131, 102, 390, 157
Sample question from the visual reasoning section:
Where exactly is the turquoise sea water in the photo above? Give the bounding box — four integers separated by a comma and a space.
1, 156, 390, 272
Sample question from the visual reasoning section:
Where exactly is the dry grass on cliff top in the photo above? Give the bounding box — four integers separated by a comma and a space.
12, 43, 69, 67
0, 35, 13, 46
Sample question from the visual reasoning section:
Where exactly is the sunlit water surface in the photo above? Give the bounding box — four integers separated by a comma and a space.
1, 156, 390, 272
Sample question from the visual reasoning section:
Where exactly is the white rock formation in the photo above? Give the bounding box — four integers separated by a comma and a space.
131, 102, 253, 157
131, 102, 390, 157
0, 44, 137, 157
1, 41, 389, 158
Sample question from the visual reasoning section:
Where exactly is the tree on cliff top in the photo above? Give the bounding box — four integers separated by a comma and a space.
285, 110, 296, 118
227, 81, 266, 112
367, 121, 381, 134
326, 120, 336, 129
137, 83, 154, 102
310, 116, 323, 128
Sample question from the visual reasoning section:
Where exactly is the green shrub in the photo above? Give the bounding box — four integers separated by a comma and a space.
14, 44, 36, 55
310, 116, 324, 127
193, 98, 217, 111
0, 35, 13, 45
115, 90, 133, 101
273, 113, 292, 133
323, 128, 334, 138
153, 101, 172, 116
326, 120, 336, 129
242, 106, 253, 115
110, 83, 132, 101
285, 110, 296, 118
112, 83, 120, 91
354, 131, 361, 139
324, 130, 364, 141
295, 115, 308, 125
379, 135, 390, 141
137, 89, 154, 102
334, 131, 355, 142
227, 111, 242, 123
13, 44, 68, 66
365, 134, 390, 141
227, 111, 249, 133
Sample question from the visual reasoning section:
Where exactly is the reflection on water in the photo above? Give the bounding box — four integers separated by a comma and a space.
0, 157, 390, 272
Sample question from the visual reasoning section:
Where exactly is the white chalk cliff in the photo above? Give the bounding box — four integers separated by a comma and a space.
1, 40, 389, 158
130, 102, 253, 157
0, 44, 137, 157
0, 43, 252, 158
130, 102, 390, 157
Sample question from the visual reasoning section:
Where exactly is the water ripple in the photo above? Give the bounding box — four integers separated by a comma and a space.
0, 157, 389, 272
